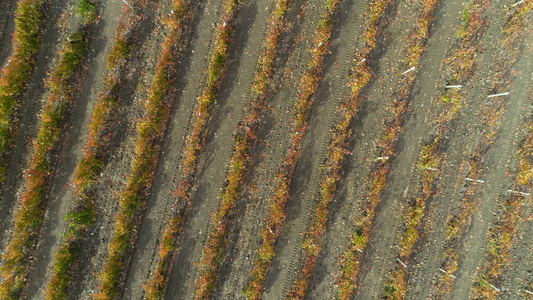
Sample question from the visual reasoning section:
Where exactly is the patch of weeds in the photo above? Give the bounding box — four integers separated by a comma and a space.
77, 0, 97, 25
417, 143, 436, 171
487, 238, 497, 255
383, 283, 397, 297
461, 0, 475, 30
477, 276, 489, 289
106, 39, 131, 71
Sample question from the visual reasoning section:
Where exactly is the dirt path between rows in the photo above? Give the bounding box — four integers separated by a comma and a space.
114, 0, 225, 298
59, 2, 165, 298
0, 0, 69, 253
252, 0, 354, 298
0, 0, 17, 68
204, 0, 311, 297
452, 9, 533, 298
405, 1, 520, 298
495, 40, 533, 299
119, 2, 209, 299
160, 0, 280, 298
350, 0, 466, 298
22, 1, 125, 298
303, 0, 387, 296
262, 0, 399, 297
301, 1, 402, 297
281, 0, 421, 297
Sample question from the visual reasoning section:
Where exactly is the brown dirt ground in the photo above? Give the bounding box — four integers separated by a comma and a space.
351, 0, 463, 298
1, 0, 531, 299
160, 0, 292, 298
0, 0, 17, 68
405, 1, 532, 299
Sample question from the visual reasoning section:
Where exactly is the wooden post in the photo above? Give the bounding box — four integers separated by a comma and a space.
488, 283, 501, 292
122, 0, 133, 9
397, 258, 407, 268
507, 190, 530, 196
512, 0, 524, 7
402, 67, 415, 75
465, 178, 484, 183
487, 92, 510, 98
439, 268, 456, 278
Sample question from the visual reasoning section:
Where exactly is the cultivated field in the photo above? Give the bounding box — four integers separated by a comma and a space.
0, 0, 531, 299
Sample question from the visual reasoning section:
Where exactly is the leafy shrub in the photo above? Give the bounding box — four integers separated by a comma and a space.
77, 0, 97, 25
106, 39, 131, 70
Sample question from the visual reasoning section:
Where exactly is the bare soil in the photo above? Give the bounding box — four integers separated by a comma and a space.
352, 1, 464, 298
0, 0, 17, 67
161, 0, 286, 298
0, 0, 531, 299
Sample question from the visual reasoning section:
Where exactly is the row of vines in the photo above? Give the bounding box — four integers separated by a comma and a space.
383, 0, 491, 298
43, 2, 145, 299
141, 0, 241, 299
0, 1, 95, 298
435, 1, 530, 298
335, 0, 439, 298
472, 2, 533, 298
94, 0, 192, 298
0, 0, 529, 299
184, 0, 293, 299
0, 0, 43, 182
